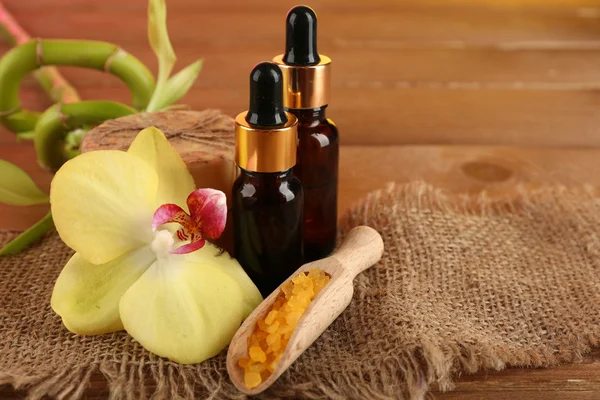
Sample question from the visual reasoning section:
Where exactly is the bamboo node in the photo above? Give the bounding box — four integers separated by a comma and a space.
35, 38, 44, 67
104, 48, 124, 73
0, 105, 21, 117
56, 104, 69, 129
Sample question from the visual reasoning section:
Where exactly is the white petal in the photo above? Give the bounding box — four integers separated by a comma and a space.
50, 150, 158, 265
119, 244, 261, 364
183, 243, 262, 317
51, 246, 155, 335
127, 126, 196, 209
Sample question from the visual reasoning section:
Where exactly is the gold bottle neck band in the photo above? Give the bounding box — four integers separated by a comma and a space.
234, 111, 298, 173
272, 54, 331, 109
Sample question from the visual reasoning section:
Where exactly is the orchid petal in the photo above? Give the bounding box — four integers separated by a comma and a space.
50, 151, 158, 265
187, 188, 227, 239
171, 236, 205, 254
119, 243, 262, 364
51, 246, 155, 335
127, 126, 195, 209
152, 203, 190, 231
183, 243, 263, 317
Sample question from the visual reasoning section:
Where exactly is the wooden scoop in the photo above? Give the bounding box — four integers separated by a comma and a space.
226, 225, 384, 395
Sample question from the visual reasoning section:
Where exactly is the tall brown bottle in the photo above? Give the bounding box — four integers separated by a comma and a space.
232, 62, 304, 297
273, 5, 339, 262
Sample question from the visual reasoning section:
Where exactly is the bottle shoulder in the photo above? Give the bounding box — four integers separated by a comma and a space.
285, 174, 303, 192
324, 117, 339, 140
297, 119, 339, 150
232, 170, 303, 202
290, 109, 339, 140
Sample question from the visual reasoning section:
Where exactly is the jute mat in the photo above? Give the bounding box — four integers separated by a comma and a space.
1, 182, 600, 399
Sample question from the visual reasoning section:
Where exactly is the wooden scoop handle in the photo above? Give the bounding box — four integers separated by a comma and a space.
332, 226, 384, 279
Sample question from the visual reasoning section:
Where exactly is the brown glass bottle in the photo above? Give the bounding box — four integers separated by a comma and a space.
232, 169, 304, 296
291, 106, 338, 261
274, 5, 339, 262
232, 62, 304, 297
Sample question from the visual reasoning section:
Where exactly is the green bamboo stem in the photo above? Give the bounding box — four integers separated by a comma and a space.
0, 3, 80, 104
34, 101, 136, 170
0, 39, 156, 134
0, 3, 29, 45
0, 211, 54, 256
32, 68, 81, 105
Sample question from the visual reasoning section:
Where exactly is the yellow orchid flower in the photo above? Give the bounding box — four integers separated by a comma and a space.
49, 126, 262, 364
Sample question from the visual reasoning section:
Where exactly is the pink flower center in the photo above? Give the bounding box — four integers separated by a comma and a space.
152, 189, 227, 254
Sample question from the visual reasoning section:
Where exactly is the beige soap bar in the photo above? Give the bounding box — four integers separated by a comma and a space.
81, 109, 236, 251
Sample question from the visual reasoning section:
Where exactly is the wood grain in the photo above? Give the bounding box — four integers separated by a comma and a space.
4, 0, 600, 146
8, 86, 600, 147
5, 9, 600, 46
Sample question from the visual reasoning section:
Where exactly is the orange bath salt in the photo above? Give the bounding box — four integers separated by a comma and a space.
238, 357, 252, 369
265, 332, 279, 346
248, 362, 266, 373
249, 346, 266, 363
265, 320, 280, 334
265, 310, 278, 325
238, 268, 330, 388
281, 281, 293, 298
285, 311, 302, 325
244, 371, 262, 389
270, 339, 282, 352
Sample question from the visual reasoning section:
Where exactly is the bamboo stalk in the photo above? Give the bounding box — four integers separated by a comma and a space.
34, 101, 136, 170
0, 2, 28, 44
0, 2, 80, 104
0, 39, 156, 134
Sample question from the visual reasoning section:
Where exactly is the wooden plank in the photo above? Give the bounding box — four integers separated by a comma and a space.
438, 393, 600, 400
435, 349, 600, 399
336, 145, 600, 213
8, 86, 599, 147
4, 0, 600, 149
3, 6, 600, 47
6, 45, 600, 86
5, 0, 600, 12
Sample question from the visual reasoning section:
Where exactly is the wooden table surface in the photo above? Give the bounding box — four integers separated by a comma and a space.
3, 0, 600, 398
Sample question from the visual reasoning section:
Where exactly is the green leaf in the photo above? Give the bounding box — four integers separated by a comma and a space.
0, 212, 54, 256
0, 160, 49, 206
16, 131, 36, 140
153, 60, 203, 111
146, 0, 176, 112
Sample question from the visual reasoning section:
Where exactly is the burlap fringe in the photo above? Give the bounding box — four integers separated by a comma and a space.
5, 342, 595, 400
0, 358, 428, 399
1, 358, 430, 399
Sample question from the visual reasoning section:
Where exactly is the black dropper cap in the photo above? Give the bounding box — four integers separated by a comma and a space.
283, 5, 321, 66
245, 62, 288, 127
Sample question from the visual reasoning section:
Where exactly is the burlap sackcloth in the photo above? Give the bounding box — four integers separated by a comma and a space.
2, 182, 600, 399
